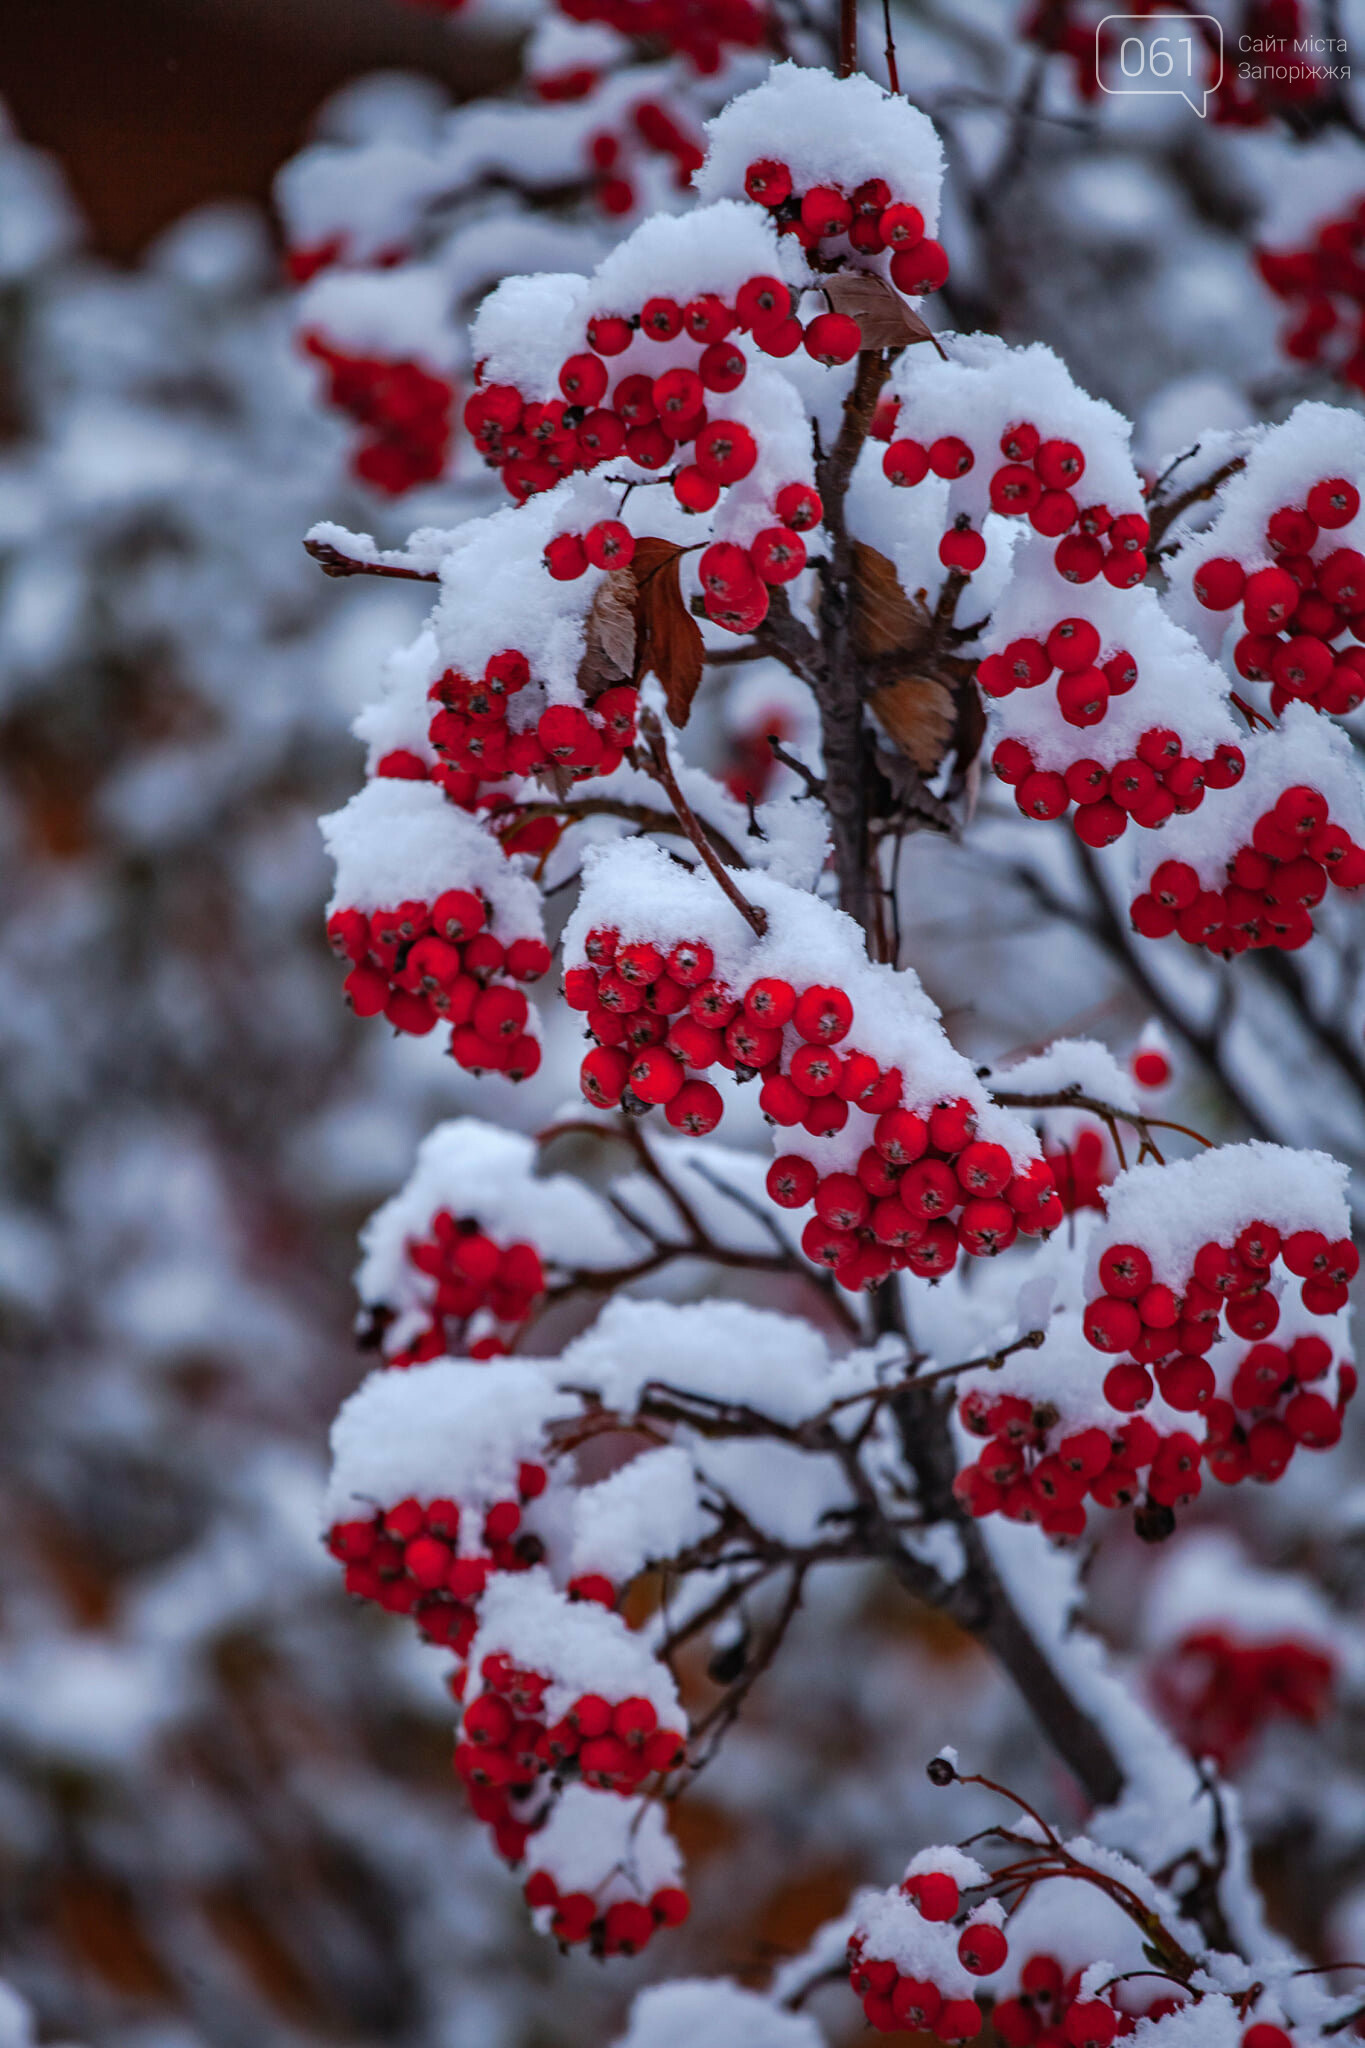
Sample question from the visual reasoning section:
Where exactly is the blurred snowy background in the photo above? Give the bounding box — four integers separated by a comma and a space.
0, 3, 1363, 2046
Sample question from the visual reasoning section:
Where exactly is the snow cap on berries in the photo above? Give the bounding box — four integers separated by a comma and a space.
325, 1358, 572, 1529
695, 63, 944, 239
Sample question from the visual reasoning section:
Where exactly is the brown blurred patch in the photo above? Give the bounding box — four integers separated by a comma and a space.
0, 0, 513, 259
52, 1870, 178, 1998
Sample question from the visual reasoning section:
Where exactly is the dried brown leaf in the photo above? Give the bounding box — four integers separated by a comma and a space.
869, 674, 957, 775
850, 543, 932, 662
822, 270, 940, 353
630, 536, 704, 727
577, 569, 637, 699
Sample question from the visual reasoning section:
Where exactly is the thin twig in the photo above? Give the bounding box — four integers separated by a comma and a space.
303, 537, 439, 582
639, 708, 768, 935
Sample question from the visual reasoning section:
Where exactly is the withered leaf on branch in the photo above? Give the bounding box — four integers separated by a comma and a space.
822, 270, 941, 354
629, 536, 704, 727
576, 569, 637, 700
869, 674, 957, 775
850, 543, 933, 662
850, 544, 955, 779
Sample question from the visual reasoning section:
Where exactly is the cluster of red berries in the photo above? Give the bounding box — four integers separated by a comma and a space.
851, 1871, 1166, 2044
953, 1388, 1198, 1540
384, 1216, 548, 1367
1127, 1325, 1352, 1478
992, 723, 1245, 851
326, 887, 549, 1077
327, 1468, 548, 1659
566, 929, 1062, 1285
585, 101, 704, 218
1129, 785, 1365, 956
556, 0, 770, 73
768, 1100, 1062, 1292
956, 1322, 1356, 1542
464, 263, 852, 511
458, 1657, 685, 1856
1258, 196, 1365, 391
741, 155, 950, 288
1192, 483, 1365, 717
522, 1859, 690, 1956
568, 928, 730, 1135
426, 652, 639, 803
884, 418, 1147, 587
1086, 1225, 1359, 1359
1154, 1625, 1336, 1768
301, 330, 453, 495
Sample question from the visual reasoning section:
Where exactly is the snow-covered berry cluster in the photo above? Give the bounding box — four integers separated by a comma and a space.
950, 1144, 1357, 1538
324, 1358, 566, 1658
1128, 711, 1365, 956
354, 1121, 635, 1366
739, 154, 949, 286
566, 840, 1062, 1289
848, 1841, 1195, 2044
322, 780, 549, 1075
1188, 513, 1364, 722
880, 338, 1149, 589
301, 329, 454, 494
465, 216, 833, 533
1085, 1149, 1357, 1354
1172, 405, 1365, 721
324, 1354, 695, 1927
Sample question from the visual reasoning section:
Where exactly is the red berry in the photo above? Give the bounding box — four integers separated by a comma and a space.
774, 481, 822, 532
958, 1922, 1008, 1975
890, 239, 949, 293
1065, 2004, 1118, 2048
744, 158, 792, 205
904, 1869, 959, 1920
929, 435, 974, 479
941, 527, 986, 572
1084, 1296, 1141, 1352
544, 532, 588, 580
793, 985, 853, 1043
1035, 439, 1085, 488
884, 438, 930, 487
803, 311, 863, 365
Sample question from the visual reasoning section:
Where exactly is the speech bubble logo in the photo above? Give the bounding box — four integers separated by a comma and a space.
1096, 13, 1224, 116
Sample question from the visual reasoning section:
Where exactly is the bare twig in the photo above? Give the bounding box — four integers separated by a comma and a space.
303, 537, 439, 582
639, 708, 769, 935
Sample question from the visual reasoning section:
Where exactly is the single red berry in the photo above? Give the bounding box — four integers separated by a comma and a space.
544, 532, 588, 580
803, 311, 863, 365
958, 1922, 1009, 1975
744, 158, 792, 206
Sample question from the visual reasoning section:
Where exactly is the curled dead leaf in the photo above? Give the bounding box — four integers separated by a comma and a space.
850, 543, 932, 662
629, 536, 704, 727
869, 674, 957, 775
577, 570, 637, 700
822, 270, 942, 354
